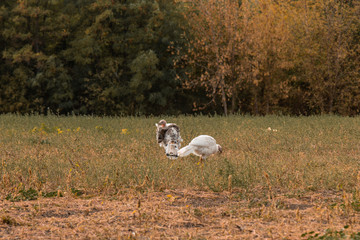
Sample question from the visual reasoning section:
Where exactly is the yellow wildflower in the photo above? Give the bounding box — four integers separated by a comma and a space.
57, 128, 63, 134
121, 129, 128, 134
166, 194, 176, 203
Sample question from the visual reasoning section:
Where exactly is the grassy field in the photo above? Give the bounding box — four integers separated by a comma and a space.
1, 114, 360, 239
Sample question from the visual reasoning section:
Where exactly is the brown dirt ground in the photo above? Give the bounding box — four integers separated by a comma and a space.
1, 190, 360, 239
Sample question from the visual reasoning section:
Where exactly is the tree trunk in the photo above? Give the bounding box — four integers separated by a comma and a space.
231, 93, 236, 114
220, 78, 228, 116
254, 90, 259, 115
230, 80, 237, 114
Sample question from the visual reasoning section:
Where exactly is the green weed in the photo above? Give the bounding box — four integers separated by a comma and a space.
1, 215, 18, 226
301, 226, 360, 239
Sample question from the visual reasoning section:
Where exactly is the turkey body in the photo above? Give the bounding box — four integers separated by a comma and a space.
155, 119, 182, 159
178, 135, 222, 161
155, 119, 178, 147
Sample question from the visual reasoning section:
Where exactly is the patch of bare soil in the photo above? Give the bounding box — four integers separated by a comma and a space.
1, 190, 360, 239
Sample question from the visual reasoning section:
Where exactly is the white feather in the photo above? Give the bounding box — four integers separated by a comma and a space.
177, 145, 195, 157
178, 135, 221, 159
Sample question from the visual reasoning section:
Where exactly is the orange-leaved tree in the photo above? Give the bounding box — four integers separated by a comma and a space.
294, 0, 360, 114
177, 0, 245, 116
242, 0, 295, 114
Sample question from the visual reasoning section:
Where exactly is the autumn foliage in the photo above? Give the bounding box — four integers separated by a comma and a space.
0, 0, 359, 115
177, 0, 360, 115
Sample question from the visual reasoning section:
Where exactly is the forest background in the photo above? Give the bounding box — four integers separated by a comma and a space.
0, 0, 359, 116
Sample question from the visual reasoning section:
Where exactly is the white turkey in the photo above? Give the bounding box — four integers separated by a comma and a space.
178, 135, 222, 163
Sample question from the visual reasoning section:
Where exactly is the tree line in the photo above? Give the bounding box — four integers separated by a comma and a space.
0, 0, 359, 116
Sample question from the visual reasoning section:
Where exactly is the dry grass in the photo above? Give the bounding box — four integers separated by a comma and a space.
1, 114, 360, 239
1, 190, 360, 239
